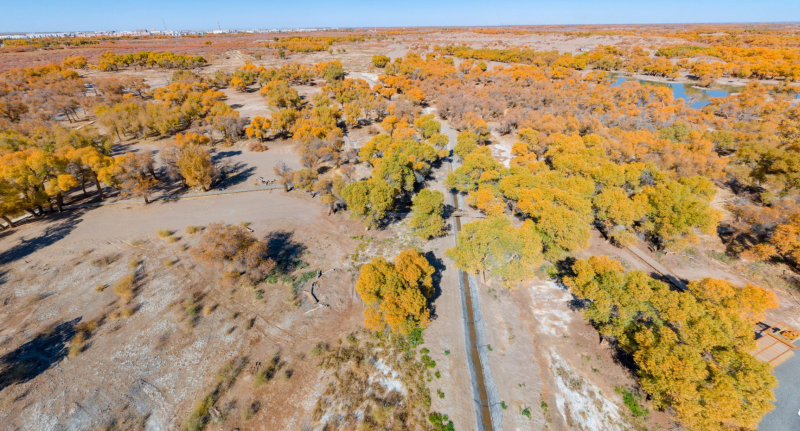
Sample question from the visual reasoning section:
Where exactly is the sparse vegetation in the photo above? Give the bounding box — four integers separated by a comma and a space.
186, 225, 203, 235
183, 358, 246, 431
184, 294, 198, 317
113, 273, 136, 303
254, 353, 281, 386
616, 386, 649, 418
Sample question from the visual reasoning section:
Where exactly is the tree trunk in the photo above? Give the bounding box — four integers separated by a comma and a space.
283, 182, 288, 193
56, 193, 64, 212
80, 178, 87, 195
148, 167, 158, 179
34, 205, 44, 216
94, 174, 105, 200
328, 202, 334, 216
2, 215, 14, 228
144, 195, 150, 204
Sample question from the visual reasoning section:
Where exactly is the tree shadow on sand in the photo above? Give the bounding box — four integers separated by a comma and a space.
0, 210, 84, 266
264, 230, 307, 274
217, 162, 256, 189
424, 251, 446, 320
0, 319, 79, 392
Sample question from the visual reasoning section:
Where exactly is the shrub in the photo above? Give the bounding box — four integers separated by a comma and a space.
91, 253, 119, 267
202, 305, 214, 317
241, 402, 259, 421
183, 394, 213, 431
164, 259, 175, 267
184, 294, 198, 317
68, 319, 101, 358
521, 407, 531, 419
254, 354, 281, 386
166, 236, 179, 244
428, 413, 454, 431
310, 343, 328, 357
615, 386, 649, 417
156, 229, 172, 238
248, 142, 268, 152
68, 332, 86, 358
186, 225, 202, 235
191, 223, 276, 283
95, 284, 106, 292
121, 307, 134, 318
113, 273, 136, 303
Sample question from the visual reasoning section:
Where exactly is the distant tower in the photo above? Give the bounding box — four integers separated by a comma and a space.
218, 22, 221, 31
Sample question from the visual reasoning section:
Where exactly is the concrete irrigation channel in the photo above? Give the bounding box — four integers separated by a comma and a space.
443, 120, 503, 431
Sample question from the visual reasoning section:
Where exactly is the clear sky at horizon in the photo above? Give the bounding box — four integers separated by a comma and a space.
2, 0, 799, 33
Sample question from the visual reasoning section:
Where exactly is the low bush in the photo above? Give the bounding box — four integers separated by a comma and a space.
113, 273, 136, 303
186, 225, 202, 235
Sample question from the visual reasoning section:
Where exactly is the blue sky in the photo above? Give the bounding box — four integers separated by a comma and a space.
1, 0, 798, 33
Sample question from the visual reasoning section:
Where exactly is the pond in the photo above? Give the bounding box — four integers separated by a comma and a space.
610, 76, 739, 110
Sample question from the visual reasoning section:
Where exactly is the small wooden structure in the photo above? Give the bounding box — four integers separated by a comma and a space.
752, 322, 800, 366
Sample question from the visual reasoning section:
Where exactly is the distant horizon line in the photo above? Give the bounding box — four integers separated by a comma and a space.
2, 21, 799, 36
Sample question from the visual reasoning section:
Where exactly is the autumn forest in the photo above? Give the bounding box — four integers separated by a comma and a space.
1, 23, 799, 431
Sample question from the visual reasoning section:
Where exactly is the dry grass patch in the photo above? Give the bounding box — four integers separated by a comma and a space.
68, 317, 103, 358
113, 273, 136, 303
186, 225, 203, 235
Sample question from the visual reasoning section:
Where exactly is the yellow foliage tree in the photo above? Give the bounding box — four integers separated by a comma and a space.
355, 249, 433, 334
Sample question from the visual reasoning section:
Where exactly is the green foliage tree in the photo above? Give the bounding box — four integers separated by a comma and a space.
445, 147, 503, 193
410, 189, 446, 239
447, 216, 543, 287
453, 131, 479, 160
341, 178, 395, 229
643, 176, 721, 250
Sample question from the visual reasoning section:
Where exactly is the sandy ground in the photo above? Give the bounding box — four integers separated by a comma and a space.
0, 186, 373, 429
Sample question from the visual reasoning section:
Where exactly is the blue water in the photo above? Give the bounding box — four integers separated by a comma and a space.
610, 77, 737, 110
